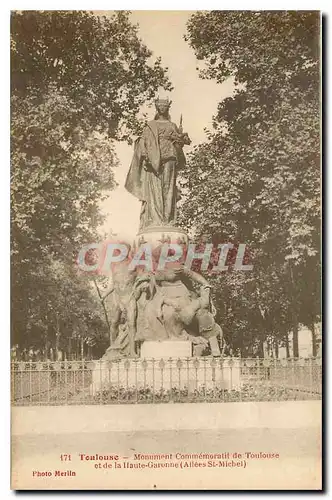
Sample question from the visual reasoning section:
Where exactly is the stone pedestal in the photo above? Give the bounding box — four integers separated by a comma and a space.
136, 225, 188, 248
140, 340, 192, 359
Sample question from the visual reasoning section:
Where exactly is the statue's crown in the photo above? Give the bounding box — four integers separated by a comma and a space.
155, 95, 172, 107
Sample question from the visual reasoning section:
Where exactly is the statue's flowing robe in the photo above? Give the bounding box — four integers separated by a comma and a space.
125, 120, 186, 229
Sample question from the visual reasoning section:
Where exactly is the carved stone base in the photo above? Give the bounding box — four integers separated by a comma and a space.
136, 225, 188, 248
140, 340, 192, 359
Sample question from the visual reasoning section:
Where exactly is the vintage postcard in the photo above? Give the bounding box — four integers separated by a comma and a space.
11, 10, 322, 490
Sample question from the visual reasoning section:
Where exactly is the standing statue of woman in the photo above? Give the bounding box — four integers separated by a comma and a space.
125, 97, 191, 230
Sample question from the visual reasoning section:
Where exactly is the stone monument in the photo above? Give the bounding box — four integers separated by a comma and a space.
99, 96, 224, 361
88, 97, 242, 396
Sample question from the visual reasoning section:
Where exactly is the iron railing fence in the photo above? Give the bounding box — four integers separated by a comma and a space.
11, 357, 322, 406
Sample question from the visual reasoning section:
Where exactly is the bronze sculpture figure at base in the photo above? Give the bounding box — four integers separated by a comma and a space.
101, 256, 223, 360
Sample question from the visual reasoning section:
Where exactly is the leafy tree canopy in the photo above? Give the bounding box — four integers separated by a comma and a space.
180, 11, 320, 356
11, 10, 171, 354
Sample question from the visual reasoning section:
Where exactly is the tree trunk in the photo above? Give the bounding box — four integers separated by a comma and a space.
310, 322, 317, 357
274, 340, 279, 359
285, 333, 290, 358
68, 337, 72, 360
55, 334, 60, 358
80, 338, 84, 360
55, 317, 61, 361
44, 339, 50, 360
288, 261, 299, 358
292, 322, 299, 358
258, 338, 264, 358
43, 330, 50, 360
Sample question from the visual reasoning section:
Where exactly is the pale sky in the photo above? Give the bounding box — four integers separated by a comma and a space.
99, 11, 234, 239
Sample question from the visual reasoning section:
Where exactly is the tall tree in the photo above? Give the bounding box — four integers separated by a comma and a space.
180, 11, 320, 356
11, 10, 171, 354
